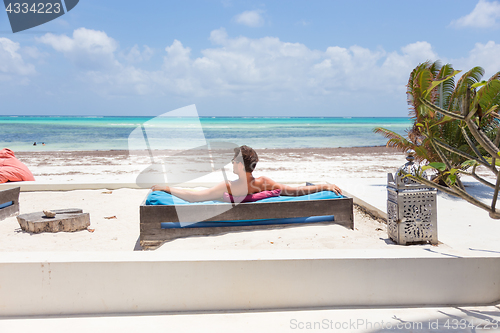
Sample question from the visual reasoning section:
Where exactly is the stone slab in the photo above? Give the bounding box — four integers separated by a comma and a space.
16, 208, 90, 233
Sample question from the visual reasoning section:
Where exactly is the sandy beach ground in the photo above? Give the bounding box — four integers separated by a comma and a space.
15, 146, 407, 183
1, 146, 438, 251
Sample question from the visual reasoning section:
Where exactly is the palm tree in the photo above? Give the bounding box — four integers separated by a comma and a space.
374, 61, 500, 182
375, 61, 500, 218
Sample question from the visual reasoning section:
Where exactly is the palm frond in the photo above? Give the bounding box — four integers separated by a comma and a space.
428, 60, 442, 78
407, 62, 435, 119
377, 61, 500, 173
412, 69, 434, 119
373, 127, 407, 142
452, 67, 485, 101
437, 63, 457, 110
476, 79, 500, 114
488, 71, 500, 83
372, 127, 427, 160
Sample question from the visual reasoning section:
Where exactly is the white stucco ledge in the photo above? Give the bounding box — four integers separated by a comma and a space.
0, 180, 323, 192
0, 181, 165, 192
1, 249, 500, 317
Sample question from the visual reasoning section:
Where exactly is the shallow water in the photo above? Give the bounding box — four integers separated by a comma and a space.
0, 116, 411, 151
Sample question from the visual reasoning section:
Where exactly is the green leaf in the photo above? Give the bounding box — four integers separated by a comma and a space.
461, 159, 479, 168
428, 162, 446, 171
423, 70, 461, 98
456, 66, 485, 97
421, 165, 434, 171
484, 105, 499, 117
474, 79, 500, 114
449, 168, 459, 175
471, 80, 487, 88
416, 69, 433, 99
418, 104, 429, 117
448, 174, 457, 185
429, 116, 453, 129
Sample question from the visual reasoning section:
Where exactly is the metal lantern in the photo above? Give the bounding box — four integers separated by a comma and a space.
387, 151, 438, 245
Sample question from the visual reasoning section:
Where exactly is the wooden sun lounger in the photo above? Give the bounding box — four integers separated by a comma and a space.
0, 187, 20, 221
140, 194, 353, 250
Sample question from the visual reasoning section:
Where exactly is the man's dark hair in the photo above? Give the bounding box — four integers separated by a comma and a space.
233, 145, 258, 172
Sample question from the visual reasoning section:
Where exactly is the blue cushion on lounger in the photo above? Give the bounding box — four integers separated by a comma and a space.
0, 201, 13, 209
145, 190, 345, 229
146, 192, 222, 206
161, 215, 335, 228
146, 190, 343, 206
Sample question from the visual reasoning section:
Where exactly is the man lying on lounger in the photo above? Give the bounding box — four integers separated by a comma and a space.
151, 145, 342, 202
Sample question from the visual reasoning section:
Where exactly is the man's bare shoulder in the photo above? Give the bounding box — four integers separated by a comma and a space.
253, 176, 277, 190
255, 176, 273, 183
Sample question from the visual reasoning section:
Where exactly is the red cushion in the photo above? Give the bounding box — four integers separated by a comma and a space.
223, 189, 281, 203
0, 148, 35, 183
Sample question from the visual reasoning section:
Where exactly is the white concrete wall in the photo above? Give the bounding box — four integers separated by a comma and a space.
1, 250, 499, 317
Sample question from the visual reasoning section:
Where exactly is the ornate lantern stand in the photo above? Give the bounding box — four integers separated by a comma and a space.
387, 151, 438, 245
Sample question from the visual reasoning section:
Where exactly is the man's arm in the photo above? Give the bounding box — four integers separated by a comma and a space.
151, 181, 230, 202
261, 177, 342, 196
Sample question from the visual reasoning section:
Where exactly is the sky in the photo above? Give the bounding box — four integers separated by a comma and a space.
1, 0, 500, 117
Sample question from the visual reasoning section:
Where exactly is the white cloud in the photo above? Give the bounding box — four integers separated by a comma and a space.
233, 10, 265, 27
161, 29, 324, 96
383, 42, 438, 74
36, 27, 500, 111
37, 27, 120, 70
306, 42, 438, 95
0, 38, 36, 78
154, 32, 438, 98
452, 41, 500, 79
15, 26, 500, 116
451, 0, 500, 28
121, 45, 153, 63
36, 28, 152, 95
37, 28, 442, 100
468, 41, 500, 75
83, 66, 154, 96
8, 24, 500, 116
20, 46, 47, 60
209, 28, 228, 45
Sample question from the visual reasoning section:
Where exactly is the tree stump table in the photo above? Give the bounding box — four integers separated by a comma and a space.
17, 208, 90, 233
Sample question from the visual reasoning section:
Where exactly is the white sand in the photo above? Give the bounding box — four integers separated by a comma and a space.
15, 147, 408, 183
1, 189, 148, 251
0, 188, 393, 251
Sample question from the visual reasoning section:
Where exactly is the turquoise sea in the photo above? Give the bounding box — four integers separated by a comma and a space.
0, 116, 411, 151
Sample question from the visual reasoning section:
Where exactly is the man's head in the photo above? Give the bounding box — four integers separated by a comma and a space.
233, 145, 258, 173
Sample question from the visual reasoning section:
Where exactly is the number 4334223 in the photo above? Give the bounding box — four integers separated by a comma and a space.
6, 2, 61, 14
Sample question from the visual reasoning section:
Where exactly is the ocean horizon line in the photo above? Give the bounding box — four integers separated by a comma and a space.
12, 144, 391, 153
2, 115, 410, 119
